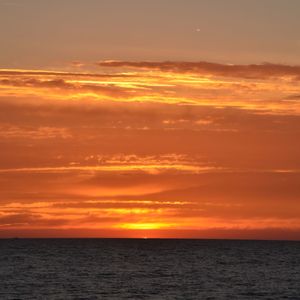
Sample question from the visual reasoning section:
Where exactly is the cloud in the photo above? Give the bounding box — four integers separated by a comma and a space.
0, 77, 133, 98
0, 69, 133, 78
1, 166, 300, 237
1, 64, 300, 238
97, 60, 300, 80
1, 95, 299, 132
0, 125, 72, 139
1, 98, 300, 174
1, 65, 300, 115
0, 212, 123, 228
285, 94, 300, 100
0, 213, 69, 227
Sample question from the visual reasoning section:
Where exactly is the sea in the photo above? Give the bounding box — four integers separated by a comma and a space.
0, 239, 299, 299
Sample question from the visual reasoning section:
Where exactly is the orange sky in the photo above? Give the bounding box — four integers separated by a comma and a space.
1, 1, 300, 239
0, 63, 300, 239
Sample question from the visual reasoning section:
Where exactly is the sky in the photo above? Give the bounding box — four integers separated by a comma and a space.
0, 0, 300, 239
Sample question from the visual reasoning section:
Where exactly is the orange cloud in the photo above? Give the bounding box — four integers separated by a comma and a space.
1, 63, 300, 239
1, 64, 300, 115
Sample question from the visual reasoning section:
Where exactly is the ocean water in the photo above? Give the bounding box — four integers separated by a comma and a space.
0, 239, 299, 300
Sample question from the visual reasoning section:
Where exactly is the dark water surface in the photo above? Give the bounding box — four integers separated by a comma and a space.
0, 239, 299, 299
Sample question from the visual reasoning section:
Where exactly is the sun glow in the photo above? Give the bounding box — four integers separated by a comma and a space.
120, 222, 173, 230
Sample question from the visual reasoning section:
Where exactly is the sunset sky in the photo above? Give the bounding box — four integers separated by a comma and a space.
0, 0, 300, 239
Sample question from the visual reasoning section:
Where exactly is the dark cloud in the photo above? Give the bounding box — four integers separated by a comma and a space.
0, 213, 68, 227
97, 60, 300, 80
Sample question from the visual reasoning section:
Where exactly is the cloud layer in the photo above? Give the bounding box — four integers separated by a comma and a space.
0, 61, 300, 239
